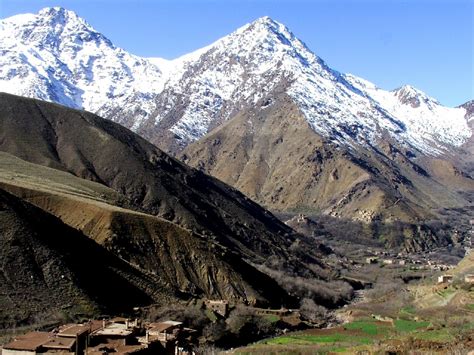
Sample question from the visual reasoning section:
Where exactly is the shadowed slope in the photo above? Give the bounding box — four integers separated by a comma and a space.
0, 187, 165, 324
0, 152, 291, 305
1, 94, 330, 312
0, 93, 300, 264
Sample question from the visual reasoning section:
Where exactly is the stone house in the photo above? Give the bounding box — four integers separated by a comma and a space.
204, 300, 229, 317
437, 275, 453, 284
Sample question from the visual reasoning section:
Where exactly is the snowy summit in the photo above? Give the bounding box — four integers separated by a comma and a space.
0, 7, 471, 155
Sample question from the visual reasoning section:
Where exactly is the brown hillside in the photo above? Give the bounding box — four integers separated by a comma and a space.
0, 94, 340, 316
182, 94, 471, 222
0, 93, 301, 264
0, 187, 170, 325
0, 144, 292, 308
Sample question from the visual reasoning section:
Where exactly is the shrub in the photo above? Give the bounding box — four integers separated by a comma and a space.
202, 321, 227, 342
299, 298, 328, 323
255, 264, 353, 308
193, 344, 222, 355
143, 304, 209, 330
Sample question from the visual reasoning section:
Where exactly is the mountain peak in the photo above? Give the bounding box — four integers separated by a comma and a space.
218, 15, 318, 69
393, 84, 438, 108
36, 6, 90, 28
395, 84, 424, 95
10, 6, 110, 54
245, 15, 295, 40
38, 6, 69, 16
251, 15, 280, 27
1, 6, 98, 48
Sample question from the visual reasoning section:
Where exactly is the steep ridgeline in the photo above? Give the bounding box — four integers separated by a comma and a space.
455, 100, 474, 177
0, 93, 335, 310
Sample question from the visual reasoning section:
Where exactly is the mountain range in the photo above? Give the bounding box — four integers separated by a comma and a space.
1, 8, 470, 152
0, 7, 472, 240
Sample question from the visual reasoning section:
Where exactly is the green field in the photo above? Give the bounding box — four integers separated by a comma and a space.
265, 333, 371, 345
236, 318, 435, 353
343, 320, 387, 335
262, 314, 280, 323
394, 319, 430, 332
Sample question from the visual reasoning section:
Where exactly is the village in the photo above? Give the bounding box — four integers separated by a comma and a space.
344, 221, 472, 272
1, 317, 198, 355
289, 213, 473, 273
363, 249, 457, 271
0, 300, 304, 355
2, 222, 472, 355
2, 273, 473, 355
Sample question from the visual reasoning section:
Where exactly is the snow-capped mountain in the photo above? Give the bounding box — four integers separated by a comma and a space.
0, 7, 164, 119
0, 7, 471, 156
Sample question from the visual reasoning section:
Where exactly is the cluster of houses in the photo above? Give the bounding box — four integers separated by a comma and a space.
437, 274, 474, 285
1, 301, 303, 355
1, 317, 197, 355
363, 249, 456, 272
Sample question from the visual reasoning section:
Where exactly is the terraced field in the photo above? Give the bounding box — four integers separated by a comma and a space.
234, 253, 474, 354
234, 317, 473, 354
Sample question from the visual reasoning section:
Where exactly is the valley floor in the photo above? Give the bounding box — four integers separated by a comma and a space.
230, 252, 474, 354
1, 249, 473, 354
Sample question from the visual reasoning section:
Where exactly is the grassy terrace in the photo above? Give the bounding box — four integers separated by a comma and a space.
393, 319, 430, 332
234, 316, 472, 354
233, 265, 474, 354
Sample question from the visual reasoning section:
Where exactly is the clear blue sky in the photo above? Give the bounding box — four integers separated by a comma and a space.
1, 0, 472, 107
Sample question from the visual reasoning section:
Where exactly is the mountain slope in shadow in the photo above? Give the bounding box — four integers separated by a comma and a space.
0, 93, 306, 262
0, 187, 165, 325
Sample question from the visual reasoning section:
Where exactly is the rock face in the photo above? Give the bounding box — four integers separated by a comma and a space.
180, 93, 474, 226
1, 93, 332, 314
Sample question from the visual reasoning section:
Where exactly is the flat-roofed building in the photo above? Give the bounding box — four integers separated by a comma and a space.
42, 336, 76, 353
59, 324, 91, 351
2, 332, 54, 355
90, 320, 135, 347
464, 274, 474, 283
437, 275, 454, 284
147, 320, 183, 342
